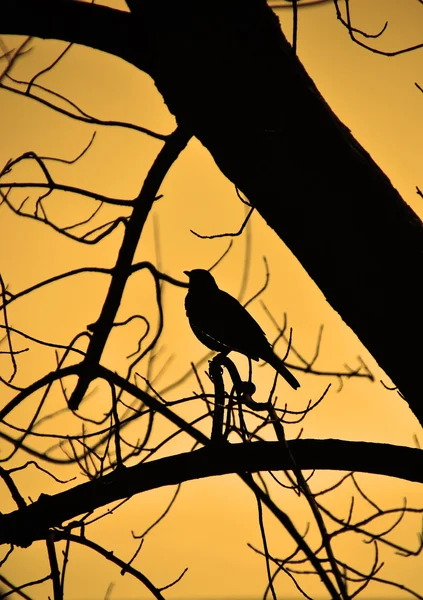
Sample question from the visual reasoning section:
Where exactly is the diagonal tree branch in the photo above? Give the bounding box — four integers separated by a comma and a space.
68, 126, 191, 410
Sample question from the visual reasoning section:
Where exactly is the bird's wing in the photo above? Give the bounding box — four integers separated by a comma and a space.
199, 290, 269, 360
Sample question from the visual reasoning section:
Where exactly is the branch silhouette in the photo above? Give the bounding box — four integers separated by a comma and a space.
2, 5, 423, 598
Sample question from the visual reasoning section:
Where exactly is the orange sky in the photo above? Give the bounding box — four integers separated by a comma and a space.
1, 1, 423, 598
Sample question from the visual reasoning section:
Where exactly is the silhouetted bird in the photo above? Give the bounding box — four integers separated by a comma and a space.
184, 269, 300, 390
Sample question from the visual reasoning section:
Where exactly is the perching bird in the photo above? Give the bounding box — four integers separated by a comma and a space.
184, 269, 300, 389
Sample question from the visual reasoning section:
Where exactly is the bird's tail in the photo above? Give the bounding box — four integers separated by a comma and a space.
266, 351, 300, 390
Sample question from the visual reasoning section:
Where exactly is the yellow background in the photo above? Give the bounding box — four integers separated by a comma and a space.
1, 1, 423, 598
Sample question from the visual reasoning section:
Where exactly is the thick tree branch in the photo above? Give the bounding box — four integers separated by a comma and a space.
1, 439, 422, 548
0, 0, 142, 68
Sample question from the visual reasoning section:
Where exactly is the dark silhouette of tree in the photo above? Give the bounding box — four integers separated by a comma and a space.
3, 0, 423, 425
1, 1, 423, 599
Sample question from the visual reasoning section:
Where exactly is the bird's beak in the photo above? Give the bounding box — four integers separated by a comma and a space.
184, 270, 191, 277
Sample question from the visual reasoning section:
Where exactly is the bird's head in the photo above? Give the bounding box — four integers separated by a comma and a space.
184, 269, 218, 290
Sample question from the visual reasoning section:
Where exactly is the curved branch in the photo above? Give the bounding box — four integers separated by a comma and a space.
1, 439, 422, 548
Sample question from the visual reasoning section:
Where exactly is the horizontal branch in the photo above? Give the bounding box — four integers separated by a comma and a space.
0, 181, 134, 206
1, 439, 422, 547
